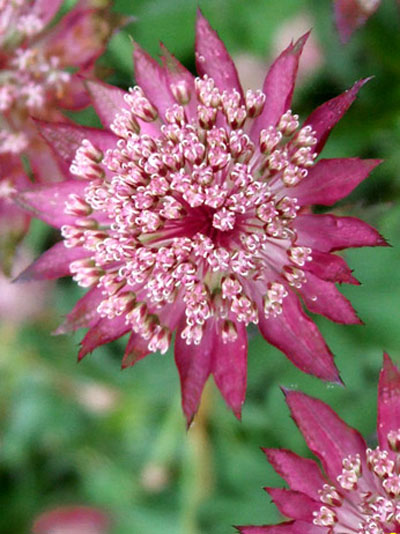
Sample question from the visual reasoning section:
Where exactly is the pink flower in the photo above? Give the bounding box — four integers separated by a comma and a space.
237, 354, 400, 534
334, 0, 381, 42
32, 505, 110, 534
0, 0, 117, 164
18, 12, 385, 424
0, 0, 121, 269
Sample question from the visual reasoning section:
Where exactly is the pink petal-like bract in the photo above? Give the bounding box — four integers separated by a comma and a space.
237, 354, 400, 534
19, 12, 384, 423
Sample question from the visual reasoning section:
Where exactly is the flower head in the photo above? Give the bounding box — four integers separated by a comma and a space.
0, 0, 117, 160
0, 0, 122, 270
334, 0, 381, 42
18, 12, 385, 424
237, 354, 400, 534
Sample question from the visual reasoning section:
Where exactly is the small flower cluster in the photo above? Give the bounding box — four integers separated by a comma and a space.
238, 354, 400, 534
0, 0, 114, 158
0, 0, 71, 154
0, 0, 123, 271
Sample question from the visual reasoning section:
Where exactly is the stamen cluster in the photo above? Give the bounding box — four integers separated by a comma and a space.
313, 429, 400, 534
65, 74, 317, 354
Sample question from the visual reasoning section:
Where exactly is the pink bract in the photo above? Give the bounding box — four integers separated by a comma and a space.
237, 353, 400, 534
334, 0, 381, 42
18, 12, 385, 425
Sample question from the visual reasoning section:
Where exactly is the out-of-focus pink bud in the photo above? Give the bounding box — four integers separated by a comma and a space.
32, 506, 110, 534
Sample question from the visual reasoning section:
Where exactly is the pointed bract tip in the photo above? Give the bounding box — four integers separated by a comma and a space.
343, 77, 373, 99
362, 158, 383, 174
318, 360, 343, 386
12, 269, 29, 284
382, 352, 396, 370
334, 374, 345, 387
234, 408, 242, 422
196, 8, 216, 33
186, 414, 195, 431
53, 322, 69, 335
377, 234, 391, 247
353, 77, 374, 92
380, 352, 400, 388
298, 30, 311, 45
346, 272, 361, 285
351, 307, 365, 326
361, 75, 375, 85
280, 385, 293, 397
289, 31, 310, 55
323, 371, 345, 387
77, 347, 89, 362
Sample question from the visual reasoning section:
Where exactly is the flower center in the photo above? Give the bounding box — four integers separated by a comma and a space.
64, 75, 317, 353
313, 429, 400, 534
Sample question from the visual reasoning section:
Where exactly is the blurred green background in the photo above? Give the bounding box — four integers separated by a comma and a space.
2, 0, 400, 532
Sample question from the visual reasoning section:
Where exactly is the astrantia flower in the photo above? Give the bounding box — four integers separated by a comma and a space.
18, 12, 385, 424
0, 0, 121, 269
237, 353, 400, 534
0, 0, 118, 165
334, 0, 381, 42
33, 505, 110, 534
